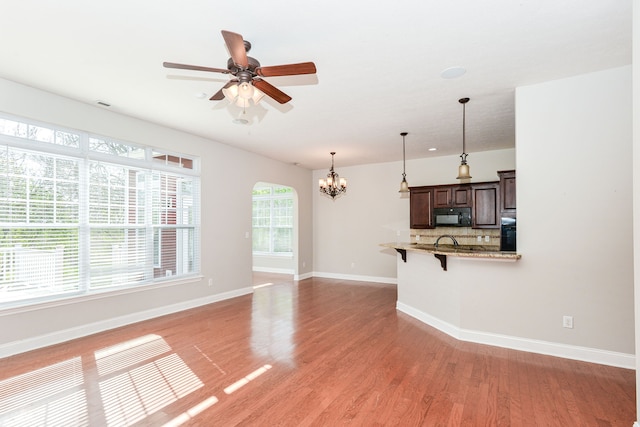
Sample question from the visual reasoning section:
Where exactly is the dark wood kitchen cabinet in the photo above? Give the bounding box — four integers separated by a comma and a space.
410, 181, 500, 229
409, 186, 434, 229
498, 170, 516, 217
471, 182, 500, 228
433, 186, 471, 208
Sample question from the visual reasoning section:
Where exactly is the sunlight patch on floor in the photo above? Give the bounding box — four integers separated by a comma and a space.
161, 395, 219, 427
253, 282, 275, 289
224, 364, 273, 395
0, 357, 88, 425
0, 334, 279, 426
99, 352, 203, 426
95, 334, 171, 376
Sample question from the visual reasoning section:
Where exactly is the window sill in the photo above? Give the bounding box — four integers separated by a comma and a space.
252, 252, 294, 258
0, 274, 203, 316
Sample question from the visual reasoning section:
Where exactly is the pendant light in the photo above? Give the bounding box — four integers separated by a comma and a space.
399, 132, 409, 193
318, 152, 347, 199
456, 97, 472, 180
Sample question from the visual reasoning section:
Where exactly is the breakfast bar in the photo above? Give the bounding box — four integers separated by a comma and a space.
380, 242, 520, 270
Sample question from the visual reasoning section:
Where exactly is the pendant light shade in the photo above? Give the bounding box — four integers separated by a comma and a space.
457, 162, 471, 180
399, 132, 409, 193
456, 97, 472, 180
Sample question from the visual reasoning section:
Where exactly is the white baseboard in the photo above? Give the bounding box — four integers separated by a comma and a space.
0, 287, 253, 359
397, 302, 635, 369
312, 271, 396, 285
295, 272, 313, 281
252, 267, 295, 274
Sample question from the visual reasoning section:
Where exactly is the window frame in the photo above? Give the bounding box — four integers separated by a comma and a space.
0, 112, 201, 310
252, 184, 294, 256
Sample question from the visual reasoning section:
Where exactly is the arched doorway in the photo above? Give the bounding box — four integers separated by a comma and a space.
251, 182, 297, 284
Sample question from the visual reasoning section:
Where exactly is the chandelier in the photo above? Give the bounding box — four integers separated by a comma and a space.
319, 152, 347, 199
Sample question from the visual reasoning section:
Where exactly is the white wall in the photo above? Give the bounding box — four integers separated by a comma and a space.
312, 149, 515, 281
0, 78, 313, 356
253, 254, 295, 274
633, 0, 640, 420
516, 66, 632, 355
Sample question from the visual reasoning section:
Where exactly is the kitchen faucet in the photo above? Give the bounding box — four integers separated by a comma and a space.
434, 235, 459, 249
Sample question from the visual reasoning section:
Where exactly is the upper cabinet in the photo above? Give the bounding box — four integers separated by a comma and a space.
433, 186, 471, 208
498, 170, 516, 217
409, 172, 515, 230
471, 183, 500, 229
409, 187, 434, 229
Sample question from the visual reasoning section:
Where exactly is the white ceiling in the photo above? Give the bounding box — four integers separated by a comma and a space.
0, 1, 631, 170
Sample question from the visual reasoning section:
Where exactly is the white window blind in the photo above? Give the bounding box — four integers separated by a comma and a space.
0, 115, 200, 307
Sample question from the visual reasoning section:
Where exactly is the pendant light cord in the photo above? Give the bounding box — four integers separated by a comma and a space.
462, 102, 466, 155
402, 134, 407, 177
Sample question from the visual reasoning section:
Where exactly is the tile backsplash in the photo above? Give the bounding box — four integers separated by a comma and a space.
411, 227, 501, 248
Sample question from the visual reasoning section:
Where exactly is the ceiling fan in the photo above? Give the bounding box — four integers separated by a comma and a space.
163, 30, 317, 105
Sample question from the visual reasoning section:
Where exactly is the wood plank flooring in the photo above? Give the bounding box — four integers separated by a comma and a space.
0, 273, 636, 426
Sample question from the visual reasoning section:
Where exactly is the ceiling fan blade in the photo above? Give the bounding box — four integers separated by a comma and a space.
163, 62, 229, 74
256, 62, 317, 77
210, 80, 238, 101
221, 30, 248, 68
253, 79, 292, 104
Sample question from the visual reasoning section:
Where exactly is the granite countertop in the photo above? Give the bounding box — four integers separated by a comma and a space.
380, 242, 521, 260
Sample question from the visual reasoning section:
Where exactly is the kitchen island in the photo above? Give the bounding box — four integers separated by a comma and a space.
381, 241, 523, 351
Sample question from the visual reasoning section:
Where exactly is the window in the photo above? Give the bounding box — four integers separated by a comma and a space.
252, 185, 293, 255
0, 114, 200, 307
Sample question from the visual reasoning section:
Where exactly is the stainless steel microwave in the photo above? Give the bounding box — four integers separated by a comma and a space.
433, 207, 472, 227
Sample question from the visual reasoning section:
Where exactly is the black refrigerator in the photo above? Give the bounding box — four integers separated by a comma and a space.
500, 217, 517, 251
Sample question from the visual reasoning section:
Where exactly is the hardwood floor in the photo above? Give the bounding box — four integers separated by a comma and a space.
0, 274, 636, 426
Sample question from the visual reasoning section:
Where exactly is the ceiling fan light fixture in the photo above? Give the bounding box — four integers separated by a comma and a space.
223, 83, 265, 107
222, 84, 239, 102
251, 87, 265, 104
238, 81, 254, 99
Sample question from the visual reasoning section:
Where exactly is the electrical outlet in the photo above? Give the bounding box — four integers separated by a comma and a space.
208, 278, 214, 287
416, 235, 420, 241
563, 315, 573, 329
484, 235, 490, 242
477, 236, 482, 242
